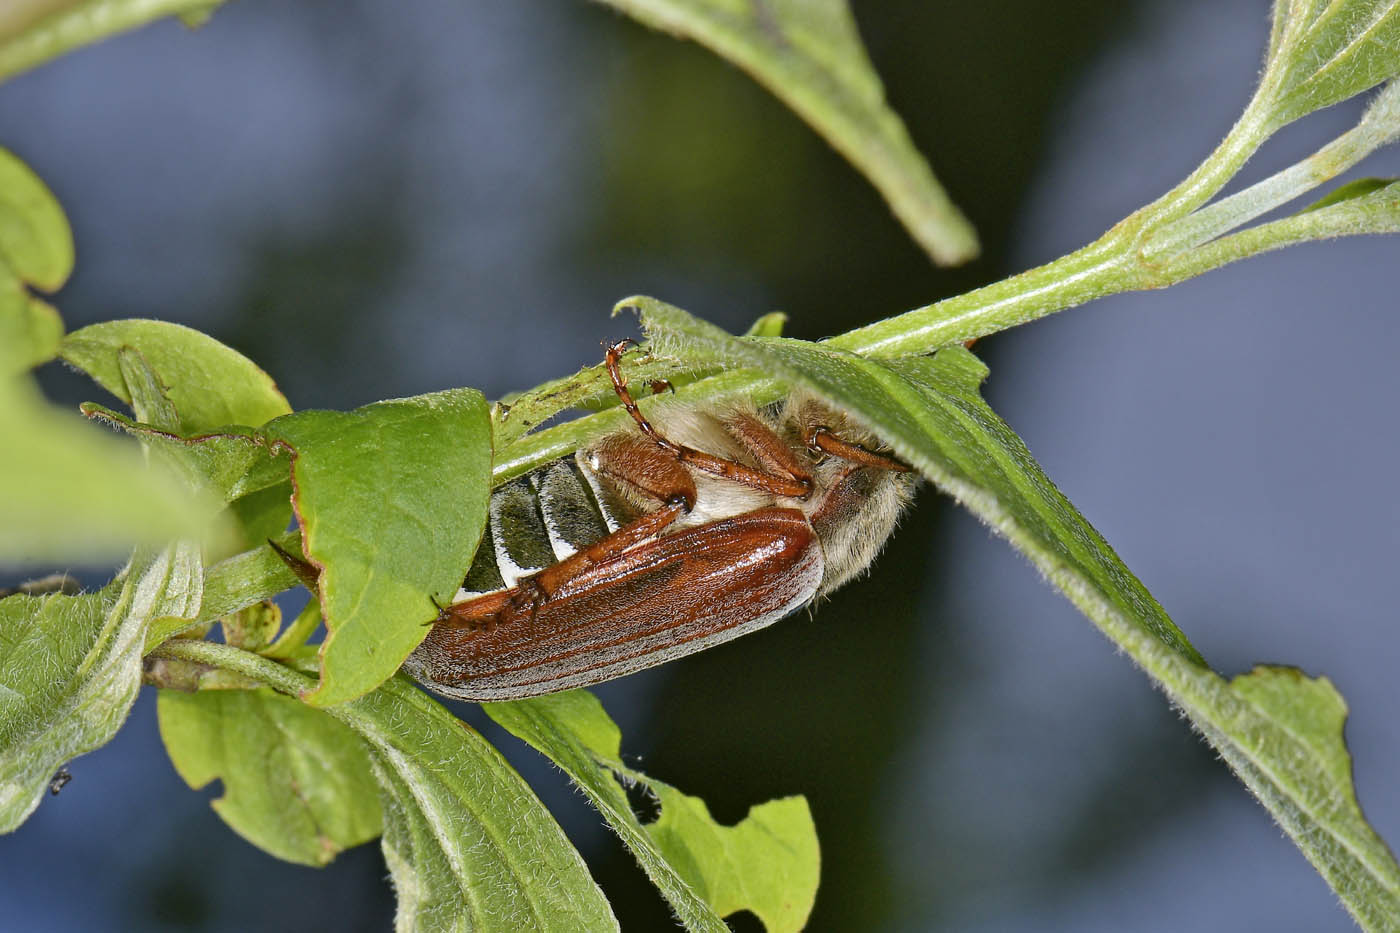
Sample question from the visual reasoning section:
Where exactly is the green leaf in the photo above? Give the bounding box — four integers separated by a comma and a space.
592, 0, 978, 265
174, 531, 301, 649
1266, 2, 1400, 126
0, 145, 72, 292
631, 297, 1400, 929
0, 0, 229, 83
82, 403, 290, 502
743, 311, 787, 338
261, 390, 492, 706
81, 402, 293, 553
0, 378, 212, 565
1303, 175, 1397, 210
0, 543, 201, 832
148, 639, 616, 930
338, 676, 617, 931
0, 292, 63, 374
487, 691, 819, 933
61, 319, 291, 433
157, 686, 382, 866
1167, 177, 1400, 275
0, 147, 70, 373
1191, 665, 1400, 931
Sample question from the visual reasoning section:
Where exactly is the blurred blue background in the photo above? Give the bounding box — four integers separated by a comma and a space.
2, 0, 1397, 929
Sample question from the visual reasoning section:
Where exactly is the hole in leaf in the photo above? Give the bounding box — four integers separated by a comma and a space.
618, 772, 660, 825
725, 909, 764, 932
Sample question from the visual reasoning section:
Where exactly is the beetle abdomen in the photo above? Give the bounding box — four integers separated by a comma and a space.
456, 456, 642, 601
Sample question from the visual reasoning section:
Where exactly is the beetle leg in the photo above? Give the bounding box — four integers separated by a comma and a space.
436, 498, 690, 631
436, 435, 699, 631
803, 427, 911, 472
787, 398, 910, 472
605, 339, 814, 498
721, 411, 817, 485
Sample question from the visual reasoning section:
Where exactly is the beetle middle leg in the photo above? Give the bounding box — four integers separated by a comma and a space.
606, 339, 815, 498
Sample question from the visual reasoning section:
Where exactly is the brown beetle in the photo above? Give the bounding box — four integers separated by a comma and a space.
403, 341, 917, 701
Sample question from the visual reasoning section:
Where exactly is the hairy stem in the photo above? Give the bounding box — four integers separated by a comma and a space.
149, 638, 312, 697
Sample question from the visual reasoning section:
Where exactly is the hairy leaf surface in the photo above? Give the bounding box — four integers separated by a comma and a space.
340, 676, 616, 932
0, 544, 201, 831
632, 296, 1400, 930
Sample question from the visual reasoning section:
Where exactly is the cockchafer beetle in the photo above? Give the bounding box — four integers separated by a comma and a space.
402, 340, 918, 701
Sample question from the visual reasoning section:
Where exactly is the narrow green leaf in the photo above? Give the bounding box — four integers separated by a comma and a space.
157, 686, 382, 866
1265, 2, 1400, 126
632, 297, 1400, 929
61, 319, 291, 433
743, 311, 787, 338
118, 345, 181, 430
0, 543, 201, 832
488, 691, 819, 933
0, 145, 72, 292
261, 390, 492, 706
1165, 178, 1400, 277
1303, 176, 1397, 210
0, 0, 229, 83
593, 0, 978, 265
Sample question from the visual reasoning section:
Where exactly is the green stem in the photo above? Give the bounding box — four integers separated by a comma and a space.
1130, 88, 1280, 230
1146, 82, 1400, 259
149, 638, 312, 697
261, 597, 323, 659
1158, 195, 1400, 282
494, 232, 1141, 483
828, 232, 1132, 356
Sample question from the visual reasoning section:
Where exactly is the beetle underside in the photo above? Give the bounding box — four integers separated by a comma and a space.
403, 342, 917, 700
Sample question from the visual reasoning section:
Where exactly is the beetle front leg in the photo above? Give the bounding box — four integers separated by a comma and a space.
606, 339, 815, 498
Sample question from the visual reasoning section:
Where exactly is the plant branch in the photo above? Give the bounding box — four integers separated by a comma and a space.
1146, 82, 1400, 259
148, 638, 312, 698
